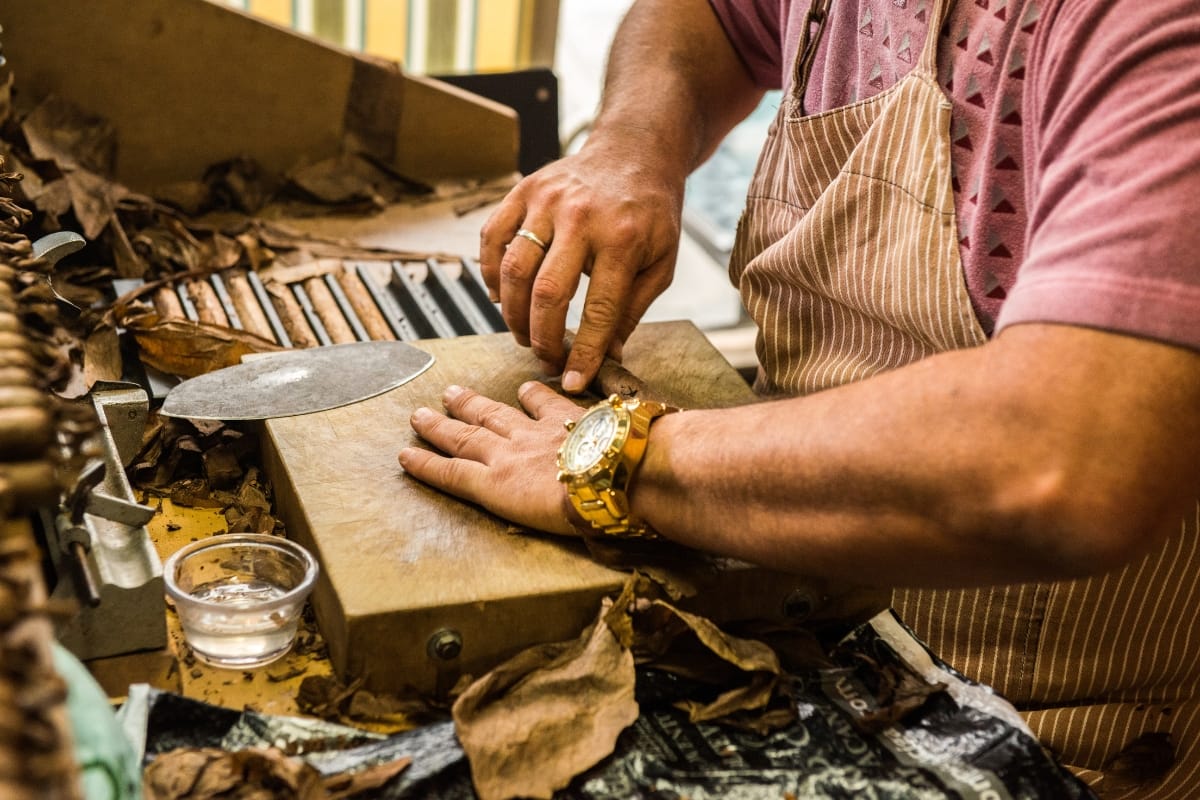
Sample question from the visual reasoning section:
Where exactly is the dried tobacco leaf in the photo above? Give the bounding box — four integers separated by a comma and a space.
603, 573, 804, 737
294, 671, 447, 734
21, 94, 117, 176
143, 747, 324, 800
1102, 731, 1175, 796
296, 673, 367, 721
254, 220, 453, 263
116, 306, 282, 379
832, 648, 947, 734
452, 599, 638, 800
82, 323, 122, 388
287, 153, 389, 208
200, 444, 242, 490
28, 177, 73, 226
104, 214, 150, 278
202, 157, 279, 215
64, 167, 122, 239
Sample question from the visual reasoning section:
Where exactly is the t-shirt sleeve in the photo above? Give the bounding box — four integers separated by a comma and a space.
706, 0, 786, 89
996, 0, 1200, 353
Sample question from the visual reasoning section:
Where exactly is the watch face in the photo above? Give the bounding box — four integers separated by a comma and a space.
561, 404, 619, 474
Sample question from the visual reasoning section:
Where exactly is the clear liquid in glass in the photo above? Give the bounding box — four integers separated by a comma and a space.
180, 578, 300, 668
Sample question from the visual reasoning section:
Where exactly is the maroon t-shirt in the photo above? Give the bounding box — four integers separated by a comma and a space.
708, 0, 1200, 350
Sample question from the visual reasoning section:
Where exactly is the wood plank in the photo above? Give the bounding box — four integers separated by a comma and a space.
2, 0, 517, 191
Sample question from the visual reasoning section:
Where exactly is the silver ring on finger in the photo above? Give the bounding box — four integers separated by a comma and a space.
513, 227, 549, 251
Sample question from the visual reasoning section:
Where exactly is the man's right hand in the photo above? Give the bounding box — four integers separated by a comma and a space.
478, 131, 685, 394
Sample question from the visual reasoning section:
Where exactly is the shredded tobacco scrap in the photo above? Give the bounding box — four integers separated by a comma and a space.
296, 673, 450, 735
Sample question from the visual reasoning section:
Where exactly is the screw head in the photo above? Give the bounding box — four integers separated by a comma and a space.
783, 590, 815, 620
427, 628, 463, 661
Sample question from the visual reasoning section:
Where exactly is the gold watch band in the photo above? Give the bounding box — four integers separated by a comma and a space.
563, 478, 658, 538
559, 396, 677, 538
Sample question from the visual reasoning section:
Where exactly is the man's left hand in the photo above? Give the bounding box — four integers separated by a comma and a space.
399, 381, 581, 535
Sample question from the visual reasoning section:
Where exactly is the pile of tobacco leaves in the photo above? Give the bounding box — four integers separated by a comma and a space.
0, 66, 505, 554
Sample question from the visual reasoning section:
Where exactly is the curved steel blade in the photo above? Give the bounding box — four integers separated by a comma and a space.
161, 341, 435, 421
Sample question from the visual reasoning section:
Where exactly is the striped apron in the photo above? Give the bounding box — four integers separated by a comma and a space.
727, 0, 1200, 796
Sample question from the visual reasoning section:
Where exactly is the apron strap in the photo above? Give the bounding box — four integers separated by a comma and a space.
790, 0, 831, 115
919, 0, 956, 73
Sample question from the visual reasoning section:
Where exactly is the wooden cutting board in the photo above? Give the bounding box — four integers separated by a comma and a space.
262, 321, 849, 694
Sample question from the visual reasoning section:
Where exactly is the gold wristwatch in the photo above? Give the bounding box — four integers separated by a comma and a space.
556, 394, 677, 538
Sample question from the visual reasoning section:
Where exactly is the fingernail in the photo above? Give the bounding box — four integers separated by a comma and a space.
488, 291, 500, 303
562, 370, 585, 394
411, 407, 434, 423
443, 385, 464, 402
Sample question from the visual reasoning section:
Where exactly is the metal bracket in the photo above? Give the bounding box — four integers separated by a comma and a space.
46, 382, 166, 660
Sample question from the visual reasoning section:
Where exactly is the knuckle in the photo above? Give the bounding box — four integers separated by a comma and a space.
440, 460, 479, 504
499, 251, 532, 285
479, 221, 500, 250
530, 275, 570, 311
451, 424, 481, 453
528, 334, 560, 363
645, 269, 673, 294
604, 216, 641, 248
558, 198, 591, 228
583, 295, 622, 327
475, 404, 506, 431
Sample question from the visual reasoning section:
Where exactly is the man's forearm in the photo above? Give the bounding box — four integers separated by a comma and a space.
586, 0, 764, 183
635, 324, 1200, 588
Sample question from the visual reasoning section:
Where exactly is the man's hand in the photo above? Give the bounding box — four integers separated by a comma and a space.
478, 137, 684, 394
398, 382, 583, 534
475, 0, 764, 395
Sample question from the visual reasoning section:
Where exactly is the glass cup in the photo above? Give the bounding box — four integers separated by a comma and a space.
163, 533, 319, 669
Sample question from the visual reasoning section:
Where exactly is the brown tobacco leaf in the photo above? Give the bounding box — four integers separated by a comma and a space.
202, 157, 280, 215
451, 574, 804, 799
287, 153, 389, 208
65, 167, 123, 239
1102, 731, 1176, 796
142, 746, 409, 799
606, 576, 794, 732
82, 323, 123, 388
25, 177, 74, 227
144, 747, 324, 799
116, 306, 282, 378
452, 600, 638, 800
296, 673, 368, 721
835, 649, 947, 734
21, 94, 118, 175
254, 219, 453, 263
296, 672, 444, 734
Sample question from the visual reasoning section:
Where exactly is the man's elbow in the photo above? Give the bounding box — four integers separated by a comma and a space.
995, 470, 1185, 580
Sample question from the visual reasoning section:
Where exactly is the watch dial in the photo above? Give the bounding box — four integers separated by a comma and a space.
562, 405, 618, 473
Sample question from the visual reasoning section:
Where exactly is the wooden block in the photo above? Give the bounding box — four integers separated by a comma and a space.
262, 321, 830, 694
